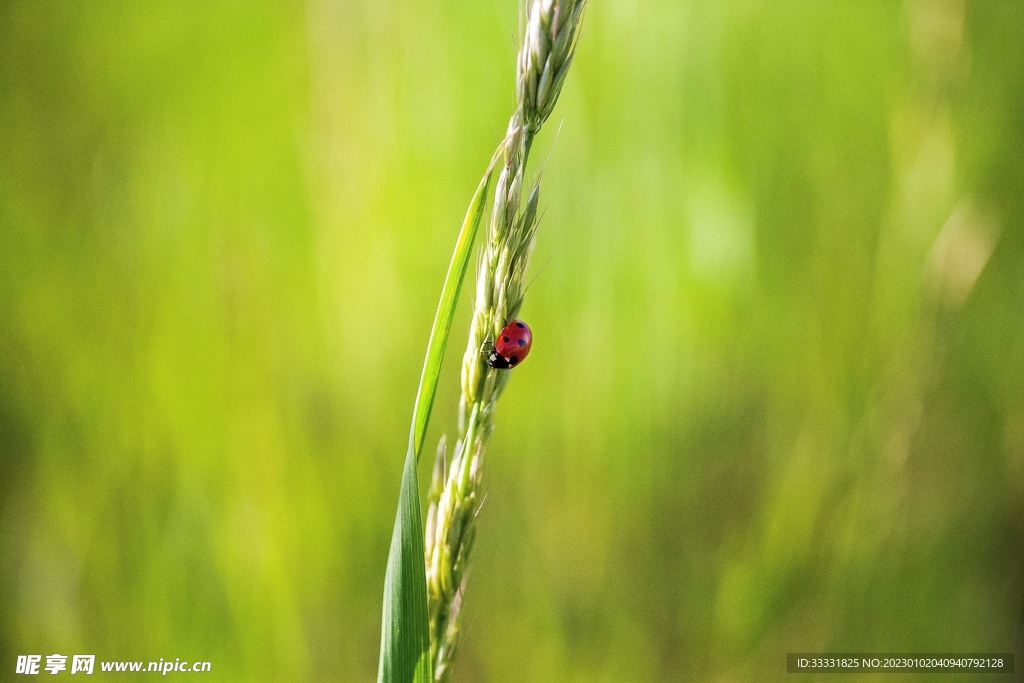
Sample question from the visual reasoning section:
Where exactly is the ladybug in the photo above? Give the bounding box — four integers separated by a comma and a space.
485, 319, 533, 369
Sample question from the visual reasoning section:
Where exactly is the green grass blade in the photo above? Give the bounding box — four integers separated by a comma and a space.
409, 161, 495, 461
377, 161, 494, 683
377, 444, 430, 683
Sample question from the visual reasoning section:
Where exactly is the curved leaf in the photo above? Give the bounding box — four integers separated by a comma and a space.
377, 161, 495, 683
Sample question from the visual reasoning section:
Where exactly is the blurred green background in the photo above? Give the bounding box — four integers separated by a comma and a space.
2, 0, 1023, 681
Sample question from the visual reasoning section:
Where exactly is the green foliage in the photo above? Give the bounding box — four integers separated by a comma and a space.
377, 449, 430, 683
378, 166, 493, 683
410, 170, 495, 463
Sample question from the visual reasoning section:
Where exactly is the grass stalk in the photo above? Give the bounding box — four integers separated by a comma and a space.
423, 1, 585, 680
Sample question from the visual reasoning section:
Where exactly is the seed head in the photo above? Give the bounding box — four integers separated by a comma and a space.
518, 0, 586, 133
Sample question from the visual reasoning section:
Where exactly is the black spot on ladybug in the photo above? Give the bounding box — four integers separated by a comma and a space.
503, 336, 510, 342
516, 321, 525, 328
510, 356, 519, 364
517, 339, 525, 347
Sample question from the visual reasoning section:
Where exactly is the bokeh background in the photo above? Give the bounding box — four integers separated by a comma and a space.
2, 0, 1023, 681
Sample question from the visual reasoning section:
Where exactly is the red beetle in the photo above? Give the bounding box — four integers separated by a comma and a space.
486, 319, 532, 369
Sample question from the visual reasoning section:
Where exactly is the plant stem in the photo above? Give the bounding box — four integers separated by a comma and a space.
422, 3, 585, 680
